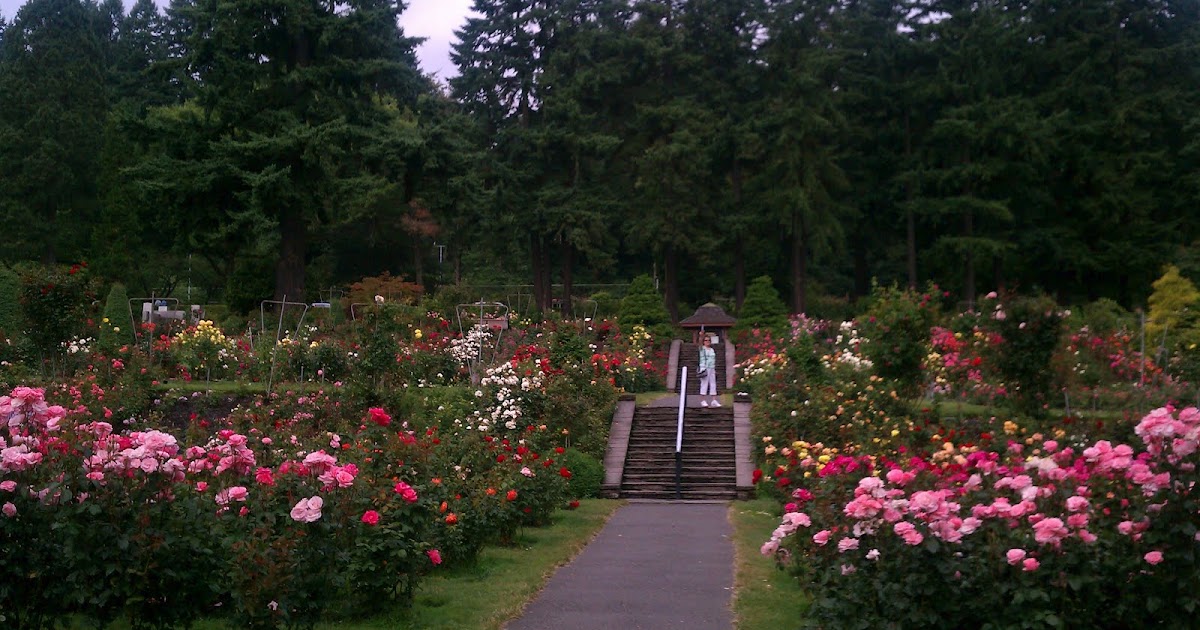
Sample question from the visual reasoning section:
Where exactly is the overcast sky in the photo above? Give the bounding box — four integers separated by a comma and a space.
0, 0, 474, 78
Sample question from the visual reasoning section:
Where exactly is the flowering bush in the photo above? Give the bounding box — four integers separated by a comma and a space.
0, 387, 443, 628
860, 285, 936, 398
762, 406, 1200, 629
980, 293, 1065, 417
173, 320, 238, 381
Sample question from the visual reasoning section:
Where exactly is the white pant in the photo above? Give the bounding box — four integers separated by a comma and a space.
698, 368, 717, 396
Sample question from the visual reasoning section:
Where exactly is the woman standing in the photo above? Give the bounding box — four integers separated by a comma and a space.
698, 334, 719, 407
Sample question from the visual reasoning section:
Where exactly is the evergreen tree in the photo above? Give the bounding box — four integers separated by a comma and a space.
1147, 265, 1200, 340
735, 275, 788, 333
756, 0, 849, 314
619, 274, 673, 338
136, 0, 425, 302
0, 0, 109, 265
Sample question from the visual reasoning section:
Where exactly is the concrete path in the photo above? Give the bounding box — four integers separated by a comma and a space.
504, 502, 734, 630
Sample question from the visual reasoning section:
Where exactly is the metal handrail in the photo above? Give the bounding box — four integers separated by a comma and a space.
676, 366, 687, 500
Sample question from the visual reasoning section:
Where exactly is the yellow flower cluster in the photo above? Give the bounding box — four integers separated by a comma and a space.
175, 320, 230, 347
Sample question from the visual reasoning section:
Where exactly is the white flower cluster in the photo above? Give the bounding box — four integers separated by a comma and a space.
63, 336, 94, 355
825, 321, 873, 371
447, 324, 493, 366
460, 361, 546, 433
737, 353, 787, 379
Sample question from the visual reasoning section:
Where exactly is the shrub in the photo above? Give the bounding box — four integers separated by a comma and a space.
563, 448, 604, 499
97, 283, 129, 353
0, 267, 22, 338
983, 293, 1064, 417
17, 262, 99, 362
349, 272, 423, 307
763, 406, 1200, 630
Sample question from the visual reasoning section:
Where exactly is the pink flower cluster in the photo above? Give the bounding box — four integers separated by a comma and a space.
765, 406, 1196, 572
1, 387, 66, 474
290, 496, 324, 523
84, 426, 185, 482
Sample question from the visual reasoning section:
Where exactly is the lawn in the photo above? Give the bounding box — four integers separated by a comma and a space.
729, 498, 809, 630
322, 498, 624, 630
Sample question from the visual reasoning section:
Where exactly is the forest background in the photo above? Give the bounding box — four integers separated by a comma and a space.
1, 0, 1197, 321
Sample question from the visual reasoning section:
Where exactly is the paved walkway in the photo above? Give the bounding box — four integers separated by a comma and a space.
504, 502, 734, 630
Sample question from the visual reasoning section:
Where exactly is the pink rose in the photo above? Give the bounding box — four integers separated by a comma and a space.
1144, 551, 1164, 565
1022, 558, 1040, 572
427, 549, 443, 566
812, 530, 832, 546
1065, 496, 1089, 512
361, 510, 380, 526
195, 481, 208, 492
290, 496, 324, 523
255, 467, 275, 485
837, 537, 860, 553
227, 486, 249, 502
1006, 549, 1026, 565
2, 502, 15, 517
368, 407, 392, 427
0, 480, 14, 492
394, 481, 418, 503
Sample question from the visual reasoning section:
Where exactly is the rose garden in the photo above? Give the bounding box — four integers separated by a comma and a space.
0, 264, 1198, 629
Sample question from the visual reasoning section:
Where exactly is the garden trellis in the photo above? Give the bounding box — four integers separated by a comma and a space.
456, 301, 509, 380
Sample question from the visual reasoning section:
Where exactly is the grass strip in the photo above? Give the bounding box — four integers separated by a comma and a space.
729, 498, 809, 630
322, 498, 625, 630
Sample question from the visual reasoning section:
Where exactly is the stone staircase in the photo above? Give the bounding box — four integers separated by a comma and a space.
619, 405, 738, 500
678, 342, 728, 395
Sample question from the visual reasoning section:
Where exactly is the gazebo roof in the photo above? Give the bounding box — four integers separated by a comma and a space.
679, 302, 737, 328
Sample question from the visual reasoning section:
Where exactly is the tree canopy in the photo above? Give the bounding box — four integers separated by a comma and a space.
0, 0, 1196, 318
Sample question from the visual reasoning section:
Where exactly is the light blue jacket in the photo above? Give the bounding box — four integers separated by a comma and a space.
698, 345, 716, 372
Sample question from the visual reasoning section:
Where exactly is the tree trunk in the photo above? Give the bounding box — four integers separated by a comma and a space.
905, 112, 917, 290
963, 208, 975, 310
41, 205, 57, 265
853, 238, 869, 301
664, 245, 679, 324
274, 206, 305, 302
539, 242, 552, 312
531, 235, 546, 314
906, 204, 917, 290
734, 236, 746, 311
732, 161, 745, 310
413, 241, 424, 288
560, 241, 574, 317
791, 211, 807, 314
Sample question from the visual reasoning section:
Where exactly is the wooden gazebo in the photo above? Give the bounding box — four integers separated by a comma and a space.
679, 303, 737, 344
